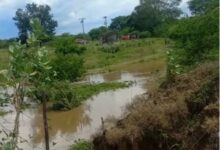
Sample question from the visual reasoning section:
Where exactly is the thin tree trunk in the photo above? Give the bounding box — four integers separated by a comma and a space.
11, 83, 23, 149
12, 108, 21, 149
42, 93, 50, 150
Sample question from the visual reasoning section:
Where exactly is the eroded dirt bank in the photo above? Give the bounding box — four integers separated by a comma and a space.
93, 62, 219, 150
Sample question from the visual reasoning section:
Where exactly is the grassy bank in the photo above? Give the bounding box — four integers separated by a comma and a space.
0, 49, 9, 70
50, 81, 129, 110
72, 82, 129, 99
0, 38, 167, 74
83, 38, 167, 73
93, 61, 219, 150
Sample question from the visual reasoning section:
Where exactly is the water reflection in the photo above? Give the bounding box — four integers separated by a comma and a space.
0, 60, 165, 150
32, 106, 91, 144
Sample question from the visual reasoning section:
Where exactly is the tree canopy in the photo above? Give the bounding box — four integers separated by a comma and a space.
129, 0, 181, 34
13, 3, 57, 44
167, 0, 219, 77
188, 0, 219, 15
88, 26, 108, 40
109, 16, 130, 31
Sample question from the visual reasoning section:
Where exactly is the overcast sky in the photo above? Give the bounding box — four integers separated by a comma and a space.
0, 0, 190, 39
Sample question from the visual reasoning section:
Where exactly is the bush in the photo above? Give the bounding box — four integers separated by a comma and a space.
48, 81, 79, 110
100, 44, 120, 53
51, 54, 84, 81
168, 8, 219, 65
48, 81, 128, 110
139, 31, 151, 39
69, 140, 92, 150
54, 34, 86, 55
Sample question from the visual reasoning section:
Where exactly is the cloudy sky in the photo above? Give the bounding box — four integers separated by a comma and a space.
0, 0, 190, 39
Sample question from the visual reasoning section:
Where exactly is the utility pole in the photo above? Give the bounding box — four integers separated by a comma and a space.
103, 16, 108, 27
79, 18, 85, 34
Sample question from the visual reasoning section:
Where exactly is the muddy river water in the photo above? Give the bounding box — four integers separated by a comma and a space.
0, 61, 165, 150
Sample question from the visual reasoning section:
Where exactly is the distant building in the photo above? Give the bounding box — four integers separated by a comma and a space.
121, 33, 139, 40
121, 35, 130, 40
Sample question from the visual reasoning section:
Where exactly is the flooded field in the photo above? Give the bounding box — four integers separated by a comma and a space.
0, 60, 165, 150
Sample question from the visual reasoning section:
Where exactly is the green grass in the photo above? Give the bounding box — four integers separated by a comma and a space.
0, 49, 9, 83
72, 81, 129, 99
0, 38, 168, 83
50, 81, 129, 110
0, 38, 167, 72
69, 139, 92, 150
82, 38, 167, 72
0, 49, 9, 70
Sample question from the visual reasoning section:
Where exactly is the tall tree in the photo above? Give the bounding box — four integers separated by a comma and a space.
129, 0, 181, 34
88, 26, 108, 40
188, 0, 219, 15
13, 3, 57, 44
109, 16, 130, 30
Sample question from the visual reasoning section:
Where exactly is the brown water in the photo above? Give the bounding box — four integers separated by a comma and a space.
0, 60, 165, 150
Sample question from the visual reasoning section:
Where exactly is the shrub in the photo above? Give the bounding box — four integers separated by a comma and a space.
48, 81, 79, 110
69, 140, 92, 150
139, 31, 151, 39
168, 8, 219, 65
186, 80, 214, 114
54, 34, 86, 55
100, 44, 120, 53
51, 54, 84, 81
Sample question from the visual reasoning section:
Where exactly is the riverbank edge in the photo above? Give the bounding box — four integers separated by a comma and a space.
93, 61, 219, 150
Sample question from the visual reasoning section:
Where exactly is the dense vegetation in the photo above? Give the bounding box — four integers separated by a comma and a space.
49, 81, 128, 110
69, 140, 92, 150
168, 7, 219, 66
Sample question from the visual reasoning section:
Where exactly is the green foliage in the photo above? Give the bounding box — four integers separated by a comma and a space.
88, 26, 108, 40
166, 49, 182, 80
51, 54, 84, 81
0, 39, 16, 49
30, 18, 49, 44
48, 81, 78, 110
13, 3, 57, 43
120, 27, 132, 35
75, 33, 91, 40
129, 0, 181, 34
108, 0, 181, 36
139, 31, 151, 39
168, 8, 219, 65
49, 81, 128, 110
0, 142, 13, 150
0, 19, 52, 150
109, 16, 130, 31
100, 44, 120, 53
188, 0, 219, 15
69, 140, 92, 150
54, 34, 86, 55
